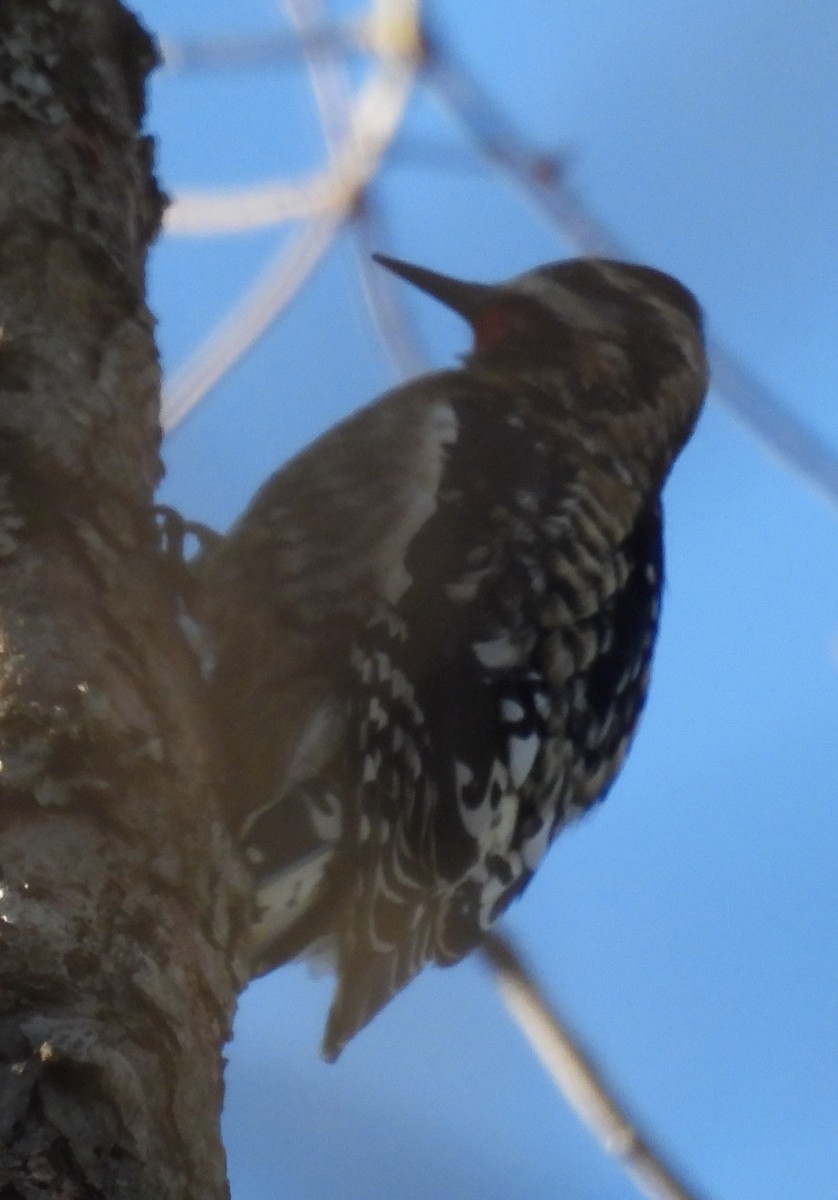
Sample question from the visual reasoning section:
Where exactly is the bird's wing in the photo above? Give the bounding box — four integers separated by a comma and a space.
195, 372, 466, 822
323, 382, 575, 1058
323, 386, 664, 1059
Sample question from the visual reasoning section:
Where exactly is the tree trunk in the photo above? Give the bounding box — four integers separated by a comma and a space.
0, 3, 248, 1197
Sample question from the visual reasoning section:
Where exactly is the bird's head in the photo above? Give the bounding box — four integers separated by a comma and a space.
372, 253, 705, 403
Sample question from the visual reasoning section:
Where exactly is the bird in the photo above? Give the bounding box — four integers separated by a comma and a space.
193, 253, 707, 1061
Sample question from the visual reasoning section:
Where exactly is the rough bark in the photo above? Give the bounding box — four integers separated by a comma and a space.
0, 3, 249, 1197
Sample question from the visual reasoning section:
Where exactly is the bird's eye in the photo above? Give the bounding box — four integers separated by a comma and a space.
472, 302, 529, 351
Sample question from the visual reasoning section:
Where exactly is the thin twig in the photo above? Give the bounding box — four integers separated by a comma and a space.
283, 0, 427, 379
160, 0, 424, 73
352, 197, 428, 377
283, 0, 352, 150
165, 50, 418, 235
481, 931, 712, 1200
423, 34, 838, 512
165, 1, 422, 236
161, 216, 340, 431
160, 25, 359, 73
161, 7, 421, 427
163, 18, 838, 514
708, 341, 838, 506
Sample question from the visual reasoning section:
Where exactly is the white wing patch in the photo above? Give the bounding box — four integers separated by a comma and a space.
456, 758, 518, 848
376, 401, 458, 603
282, 698, 345, 796
507, 731, 540, 788
252, 844, 336, 950
472, 636, 522, 669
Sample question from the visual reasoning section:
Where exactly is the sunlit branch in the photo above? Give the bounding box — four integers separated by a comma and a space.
165, 53, 418, 235
161, 14, 420, 426
283, 0, 352, 150
161, 9, 838, 505
161, 217, 341, 431
283, 0, 427, 379
481, 932, 712, 1200
352, 196, 428, 378
161, 0, 423, 72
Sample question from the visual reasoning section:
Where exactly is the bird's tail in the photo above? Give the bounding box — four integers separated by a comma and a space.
321, 877, 440, 1061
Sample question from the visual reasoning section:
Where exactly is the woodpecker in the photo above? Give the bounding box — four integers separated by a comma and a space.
195, 254, 707, 1061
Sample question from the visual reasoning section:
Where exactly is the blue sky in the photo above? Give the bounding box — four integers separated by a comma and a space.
133, 2, 838, 1197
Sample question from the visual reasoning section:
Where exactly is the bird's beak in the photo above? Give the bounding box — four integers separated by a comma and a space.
372, 254, 491, 321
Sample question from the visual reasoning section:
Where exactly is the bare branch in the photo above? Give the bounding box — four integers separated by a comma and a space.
164, 56, 417, 235
163, 16, 838, 516
164, 1, 421, 237
481, 932, 713, 1200
283, 0, 353, 148
283, 0, 426, 377
160, 24, 360, 73
160, 0, 426, 74
161, 216, 340, 431
423, 35, 838, 513
161, 6, 421, 427
423, 40, 602, 253
352, 197, 428, 377
708, 342, 838, 507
